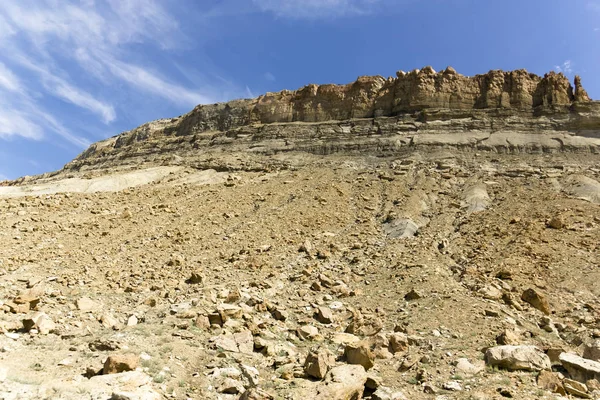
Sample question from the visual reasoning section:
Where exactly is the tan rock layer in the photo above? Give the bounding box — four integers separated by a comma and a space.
12, 68, 598, 181
179, 68, 589, 135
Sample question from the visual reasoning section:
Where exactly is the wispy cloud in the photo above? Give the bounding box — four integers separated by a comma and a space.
252, 0, 385, 18
94, 54, 213, 106
0, 109, 43, 140
0, 0, 218, 149
0, 61, 23, 93
10, 53, 116, 123
555, 60, 574, 74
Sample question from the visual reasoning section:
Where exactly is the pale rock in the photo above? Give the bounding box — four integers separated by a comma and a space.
298, 325, 319, 340
218, 377, 245, 394
496, 329, 520, 345
90, 371, 160, 399
587, 379, 600, 391
455, 358, 484, 376
241, 364, 260, 386
331, 332, 361, 345
22, 312, 56, 335
304, 347, 335, 379
559, 352, 600, 382
345, 313, 383, 337
110, 389, 161, 400
485, 345, 551, 371
479, 285, 502, 300
312, 364, 367, 400
213, 330, 254, 354
194, 315, 210, 329
563, 378, 589, 398
126, 315, 138, 326
371, 386, 407, 400
218, 304, 243, 322
443, 381, 462, 391
100, 313, 120, 329
77, 297, 100, 312
103, 354, 140, 375
316, 306, 334, 324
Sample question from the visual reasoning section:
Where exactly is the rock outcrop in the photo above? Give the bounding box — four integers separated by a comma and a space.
166, 68, 590, 131
14, 67, 600, 180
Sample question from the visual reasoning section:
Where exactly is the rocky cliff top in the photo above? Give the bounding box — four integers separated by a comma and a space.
12, 68, 600, 183
180, 67, 591, 132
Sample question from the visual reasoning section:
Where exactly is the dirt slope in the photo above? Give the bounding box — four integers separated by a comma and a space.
0, 151, 598, 399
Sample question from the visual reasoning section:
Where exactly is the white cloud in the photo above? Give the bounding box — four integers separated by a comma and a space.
9, 53, 116, 123
0, 109, 43, 140
555, 60, 573, 74
0, 0, 217, 149
253, 0, 382, 18
101, 56, 213, 106
0, 62, 23, 93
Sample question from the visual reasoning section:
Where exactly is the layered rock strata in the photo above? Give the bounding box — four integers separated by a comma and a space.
58, 68, 600, 174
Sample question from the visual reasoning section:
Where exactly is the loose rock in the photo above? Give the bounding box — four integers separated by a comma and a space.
485, 345, 551, 371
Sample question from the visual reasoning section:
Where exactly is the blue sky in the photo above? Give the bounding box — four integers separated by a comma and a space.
0, 0, 599, 180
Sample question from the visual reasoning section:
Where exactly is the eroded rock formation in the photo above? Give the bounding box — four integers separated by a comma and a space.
176, 68, 590, 133
55, 67, 600, 176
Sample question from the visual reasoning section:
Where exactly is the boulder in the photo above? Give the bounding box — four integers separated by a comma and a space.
312, 365, 367, 400
344, 341, 375, 370
103, 354, 140, 375
315, 307, 334, 324
213, 330, 254, 354
22, 312, 56, 335
563, 378, 589, 398
455, 358, 484, 376
559, 352, 600, 382
304, 347, 335, 379
485, 345, 551, 371
521, 288, 551, 315
496, 329, 520, 345
388, 333, 409, 354
537, 370, 566, 395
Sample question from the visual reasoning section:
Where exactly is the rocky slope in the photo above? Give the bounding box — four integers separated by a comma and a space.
0, 68, 599, 400
42, 68, 598, 180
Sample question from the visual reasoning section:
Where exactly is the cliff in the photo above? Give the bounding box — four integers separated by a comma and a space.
61, 67, 599, 175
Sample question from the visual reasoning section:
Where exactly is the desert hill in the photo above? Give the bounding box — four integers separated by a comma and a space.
0, 68, 599, 399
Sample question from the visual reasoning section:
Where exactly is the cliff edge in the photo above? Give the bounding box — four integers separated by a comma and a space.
49, 68, 600, 176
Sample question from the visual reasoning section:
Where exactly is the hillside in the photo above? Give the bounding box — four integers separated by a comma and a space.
0, 68, 599, 400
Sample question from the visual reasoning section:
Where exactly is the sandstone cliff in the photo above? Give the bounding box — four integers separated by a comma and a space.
60, 67, 600, 175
